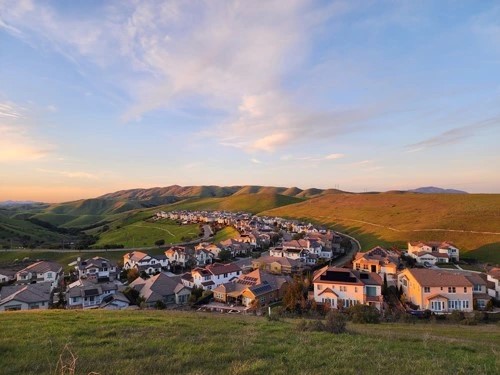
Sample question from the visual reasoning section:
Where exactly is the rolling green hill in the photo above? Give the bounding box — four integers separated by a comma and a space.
0, 310, 497, 374
263, 193, 500, 264
159, 193, 304, 214
0, 212, 68, 248
95, 220, 200, 248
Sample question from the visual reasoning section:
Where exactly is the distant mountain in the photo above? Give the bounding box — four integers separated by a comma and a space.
98, 185, 350, 201
0, 200, 39, 207
409, 186, 468, 194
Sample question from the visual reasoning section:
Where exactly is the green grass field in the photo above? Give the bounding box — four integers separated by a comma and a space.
95, 220, 200, 248
213, 226, 240, 243
0, 310, 497, 374
264, 193, 500, 264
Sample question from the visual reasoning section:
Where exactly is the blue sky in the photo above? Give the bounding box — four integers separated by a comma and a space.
0, 0, 499, 202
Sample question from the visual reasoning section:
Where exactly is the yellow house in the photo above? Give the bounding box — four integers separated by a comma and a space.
352, 246, 399, 277
251, 256, 300, 274
312, 266, 383, 311
398, 268, 473, 313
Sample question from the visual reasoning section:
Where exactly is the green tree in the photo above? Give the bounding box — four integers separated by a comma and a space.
218, 249, 232, 262
155, 239, 165, 247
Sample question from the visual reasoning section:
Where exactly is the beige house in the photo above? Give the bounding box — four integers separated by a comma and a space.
407, 241, 459, 263
311, 266, 383, 311
398, 268, 473, 313
352, 246, 399, 279
251, 256, 301, 274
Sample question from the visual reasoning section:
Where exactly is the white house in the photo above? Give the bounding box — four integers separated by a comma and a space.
0, 282, 52, 311
408, 241, 459, 263
0, 268, 17, 283
66, 279, 118, 309
123, 251, 169, 270
487, 268, 500, 300
189, 263, 242, 290
76, 257, 118, 281
15, 261, 62, 291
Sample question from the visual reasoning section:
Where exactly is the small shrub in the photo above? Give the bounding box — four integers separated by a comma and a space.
155, 301, 166, 310
449, 310, 465, 323
347, 304, 381, 324
324, 310, 347, 334
308, 320, 326, 332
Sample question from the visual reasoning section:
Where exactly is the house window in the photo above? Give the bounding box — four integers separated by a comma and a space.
448, 287, 456, 293
365, 286, 377, 297
354, 287, 358, 293
464, 287, 467, 293
47, 272, 52, 279
363, 264, 368, 270
317, 284, 322, 290
473, 285, 481, 292
424, 287, 430, 293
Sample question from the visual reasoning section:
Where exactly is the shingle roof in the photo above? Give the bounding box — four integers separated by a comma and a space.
205, 262, 241, 276
17, 261, 61, 275
0, 282, 52, 305
130, 273, 186, 303
404, 268, 473, 287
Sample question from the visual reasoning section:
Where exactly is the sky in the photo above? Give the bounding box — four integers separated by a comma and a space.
0, 0, 499, 202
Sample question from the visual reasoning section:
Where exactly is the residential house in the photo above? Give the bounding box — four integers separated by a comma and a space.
129, 273, 191, 307
66, 279, 118, 309
252, 256, 301, 275
195, 242, 222, 258
487, 268, 500, 300
189, 262, 242, 290
311, 267, 383, 311
352, 246, 400, 280
408, 241, 459, 263
165, 246, 192, 268
219, 239, 252, 257
123, 251, 169, 271
15, 261, 62, 291
76, 257, 118, 282
0, 268, 17, 283
0, 282, 52, 311
398, 268, 473, 313
213, 269, 290, 308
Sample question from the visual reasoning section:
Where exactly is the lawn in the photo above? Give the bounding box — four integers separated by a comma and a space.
95, 220, 200, 248
0, 310, 498, 374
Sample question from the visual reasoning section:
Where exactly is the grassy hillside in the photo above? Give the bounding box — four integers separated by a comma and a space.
0, 213, 67, 248
0, 310, 497, 374
162, 193, 304, 214
213, 226, 241, 243
263, 193, 500, 264
95, 220, 200, 248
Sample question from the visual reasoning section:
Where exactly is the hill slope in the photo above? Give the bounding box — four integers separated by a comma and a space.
263, 193, 500, 263
0, 310, 497, 374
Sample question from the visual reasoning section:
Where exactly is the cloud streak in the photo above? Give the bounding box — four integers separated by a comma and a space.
407, 117, 500, 152
0, 101, 54, 162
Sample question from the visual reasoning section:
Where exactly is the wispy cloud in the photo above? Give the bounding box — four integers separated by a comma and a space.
281, 153, 345, 162
0, 101, 53, 162
250, 158, 262, 164
36, 168, 98, 180
407, 117, 500, 152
